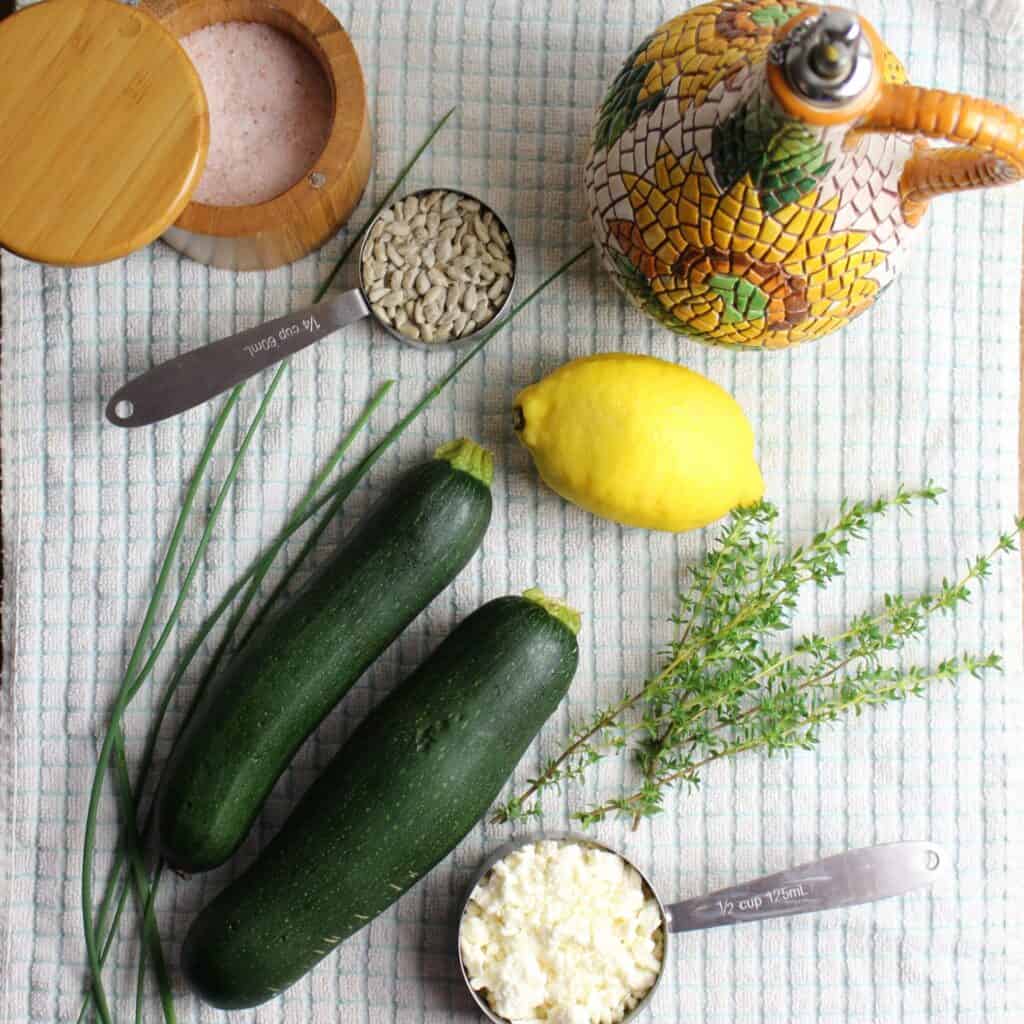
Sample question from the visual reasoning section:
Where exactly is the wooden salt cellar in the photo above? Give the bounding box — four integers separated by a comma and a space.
0, 0, 370, 270
145, 0, 372, 271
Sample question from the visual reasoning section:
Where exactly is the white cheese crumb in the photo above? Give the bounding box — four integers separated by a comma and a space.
460, 840, 664, 1024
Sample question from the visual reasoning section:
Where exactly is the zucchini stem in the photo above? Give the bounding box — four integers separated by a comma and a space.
523, 588, 581, 635
435, 437, 494, 487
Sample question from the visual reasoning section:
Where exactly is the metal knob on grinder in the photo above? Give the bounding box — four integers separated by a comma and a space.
777, 7, 875, 106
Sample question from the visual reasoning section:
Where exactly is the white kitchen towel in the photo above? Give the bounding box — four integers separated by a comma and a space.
2, 1, 1023, 1021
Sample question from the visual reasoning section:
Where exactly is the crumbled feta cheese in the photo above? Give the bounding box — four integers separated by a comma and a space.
460, 840, 664, 1023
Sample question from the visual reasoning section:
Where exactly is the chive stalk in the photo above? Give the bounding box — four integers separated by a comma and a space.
81, 108, 458, 1023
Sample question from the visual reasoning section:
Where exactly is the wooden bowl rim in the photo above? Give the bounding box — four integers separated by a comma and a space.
154, 0, 368, 236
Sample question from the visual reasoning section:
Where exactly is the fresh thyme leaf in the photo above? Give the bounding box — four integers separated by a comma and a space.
495, 486, 1015, 827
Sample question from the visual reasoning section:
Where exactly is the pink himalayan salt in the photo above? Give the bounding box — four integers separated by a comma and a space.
181, 22, 332, 207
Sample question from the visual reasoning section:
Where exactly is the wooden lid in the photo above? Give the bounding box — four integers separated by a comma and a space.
0, 0, 209, 266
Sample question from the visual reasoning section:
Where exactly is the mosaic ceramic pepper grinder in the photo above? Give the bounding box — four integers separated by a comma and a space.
585, 2, 1024, 349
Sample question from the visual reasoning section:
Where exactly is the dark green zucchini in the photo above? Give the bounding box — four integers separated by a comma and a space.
157, 439, 494, 873
182, 590, 580, 1009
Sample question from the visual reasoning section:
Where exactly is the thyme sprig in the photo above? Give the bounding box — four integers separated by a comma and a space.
496, 486, 1020, 827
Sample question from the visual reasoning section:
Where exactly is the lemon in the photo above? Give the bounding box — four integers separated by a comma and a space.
513, 353, 764, 532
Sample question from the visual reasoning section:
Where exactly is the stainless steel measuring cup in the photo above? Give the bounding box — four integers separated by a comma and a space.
457, 831, 945, 1024
105, 188, 517, 428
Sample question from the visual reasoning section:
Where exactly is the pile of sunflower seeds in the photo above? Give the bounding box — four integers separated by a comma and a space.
360, 190, 514, 344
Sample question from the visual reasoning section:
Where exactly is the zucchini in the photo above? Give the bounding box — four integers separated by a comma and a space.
157, 439, 494, 873
182, 590, 580, 1009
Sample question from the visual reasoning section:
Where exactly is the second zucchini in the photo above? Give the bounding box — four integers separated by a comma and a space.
156, 438, 494, 872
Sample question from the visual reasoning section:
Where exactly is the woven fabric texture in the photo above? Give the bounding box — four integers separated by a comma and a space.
2, 1, 1023, 1021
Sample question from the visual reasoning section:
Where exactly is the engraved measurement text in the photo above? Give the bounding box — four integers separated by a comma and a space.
244, 315, 322, 358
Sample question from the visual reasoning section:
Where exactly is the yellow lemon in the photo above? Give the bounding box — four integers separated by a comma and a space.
513, 353, 763, 532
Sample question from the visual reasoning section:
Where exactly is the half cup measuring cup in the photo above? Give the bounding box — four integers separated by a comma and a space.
457, 831, 945, 1024
105, 188, 517, 428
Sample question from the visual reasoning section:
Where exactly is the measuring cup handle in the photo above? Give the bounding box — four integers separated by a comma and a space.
105, 290, 369, 427
665, 841, 944, 933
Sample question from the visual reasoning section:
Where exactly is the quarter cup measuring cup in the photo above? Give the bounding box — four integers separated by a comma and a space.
105, 189, 517, 428
457, 831, 945, 1024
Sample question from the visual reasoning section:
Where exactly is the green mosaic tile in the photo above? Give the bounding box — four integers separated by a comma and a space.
592, 35, 667, 151
707, 273, 770, 323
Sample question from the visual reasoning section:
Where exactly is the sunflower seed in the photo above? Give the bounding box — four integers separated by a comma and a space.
361, 189, 514, 343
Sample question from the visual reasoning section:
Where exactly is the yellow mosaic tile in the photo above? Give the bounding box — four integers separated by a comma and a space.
635, 205, 656, 229
655, 241, 680, 265
717, 193, 743, 222
756, 218, 783, 246
643, 223, 668, 250
668, 227, 688, 250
